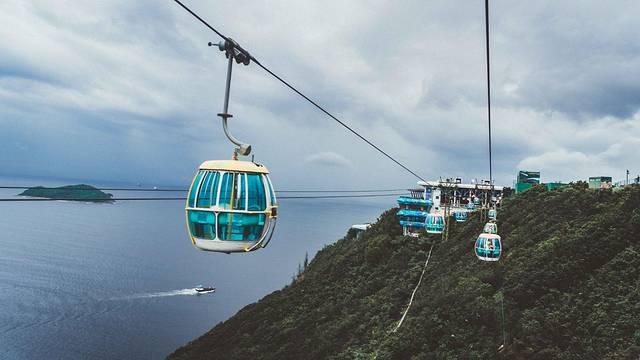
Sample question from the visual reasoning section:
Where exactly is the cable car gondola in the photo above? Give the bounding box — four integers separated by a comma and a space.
186, 160, 277, 253
425, 213, 445, 234
454, 211, 468, 223
483, 221, 498, 234
488, 208, 497, 220
186, 39, 278, 253
466, 201, 475, 210
475, 233, 501, 261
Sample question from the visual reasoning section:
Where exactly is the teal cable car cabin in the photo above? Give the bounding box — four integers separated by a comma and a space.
483, 221, 497, 235
186, 160, 278, 253
425, 213, 445, 234
454, 211, 468, 222
475, 233, 501, 261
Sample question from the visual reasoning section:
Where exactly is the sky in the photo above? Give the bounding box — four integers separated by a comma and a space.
1, 0, 639, 190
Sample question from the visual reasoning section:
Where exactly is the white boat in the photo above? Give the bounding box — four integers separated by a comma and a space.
194, 285, 216, 294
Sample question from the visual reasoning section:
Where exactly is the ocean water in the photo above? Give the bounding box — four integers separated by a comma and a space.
0, 180, 390, 359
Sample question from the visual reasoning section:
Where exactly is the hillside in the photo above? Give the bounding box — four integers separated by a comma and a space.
169, 184, 640, 359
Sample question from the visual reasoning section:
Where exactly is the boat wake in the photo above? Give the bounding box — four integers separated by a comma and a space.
111, 288, 199, 300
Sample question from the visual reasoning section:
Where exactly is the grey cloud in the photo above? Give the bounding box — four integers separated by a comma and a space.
304, 152, 351, 168
491, 1, 640, 118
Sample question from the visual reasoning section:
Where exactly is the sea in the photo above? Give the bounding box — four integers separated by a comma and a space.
0, 176, 391, 359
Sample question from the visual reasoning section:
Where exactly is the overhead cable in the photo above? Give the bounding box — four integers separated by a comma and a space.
0, 185, 408, 193
0, 192, 407, 202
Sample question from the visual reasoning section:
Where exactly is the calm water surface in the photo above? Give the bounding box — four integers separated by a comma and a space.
0, 179, 389, 359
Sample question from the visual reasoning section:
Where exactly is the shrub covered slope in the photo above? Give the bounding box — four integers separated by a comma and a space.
170, 185, 640, 359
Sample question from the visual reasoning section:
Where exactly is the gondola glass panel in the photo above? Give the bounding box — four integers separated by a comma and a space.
475, 234, 501, 261
219, 172, 246, 210
265, 175, 277, 206
247, 174, 267, 211
188, 171, 204, 208
188, 210, 216, 239
197, 171, 219, 208
218, 212, 266, 241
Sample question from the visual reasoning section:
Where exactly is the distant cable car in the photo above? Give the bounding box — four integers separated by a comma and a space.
426, 213, 445, 234
454, 211, 468, 222
186, 39, 278, 253
483, 221, 498, 234
488, 208, 497, 220
466, 201, 475, 210
475, 233, 501, 261
473, 197, 481, 205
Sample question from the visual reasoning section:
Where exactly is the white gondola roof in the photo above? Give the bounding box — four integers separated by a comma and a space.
199, 160, 270, 174
478, 233, 501, 239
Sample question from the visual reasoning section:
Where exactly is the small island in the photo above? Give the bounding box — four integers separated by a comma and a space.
19, 184, 114, 203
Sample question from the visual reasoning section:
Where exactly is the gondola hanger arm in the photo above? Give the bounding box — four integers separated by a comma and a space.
211, 39, 253, 158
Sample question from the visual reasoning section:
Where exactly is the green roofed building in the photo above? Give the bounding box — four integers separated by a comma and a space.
518, 171, 540, 184
515, 170, 541, 193
515, 170, 568, 193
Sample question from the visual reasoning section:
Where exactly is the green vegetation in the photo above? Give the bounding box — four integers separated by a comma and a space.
169, 184, 640, 359
20, 184, 113, 202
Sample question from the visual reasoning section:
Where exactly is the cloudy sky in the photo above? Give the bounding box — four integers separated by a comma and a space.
1, 0, 639, 190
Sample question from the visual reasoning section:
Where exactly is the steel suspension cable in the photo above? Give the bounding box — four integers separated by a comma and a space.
0, 186, 185, 192
0, 192, 408, 202
392, 242, 435, 332
254, 63, 427, 182
485, 3, 507, 350
0, 185, 408, 193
